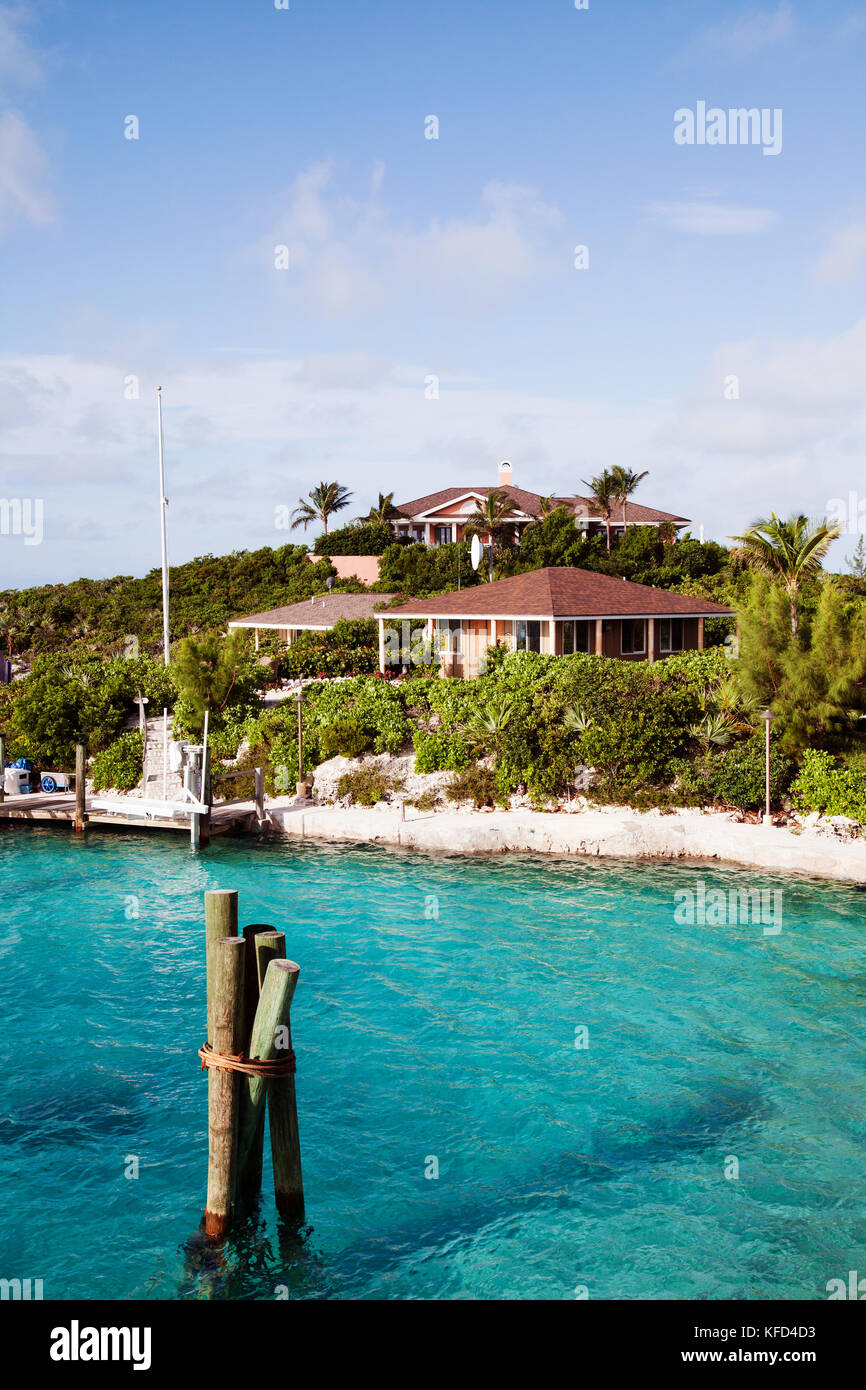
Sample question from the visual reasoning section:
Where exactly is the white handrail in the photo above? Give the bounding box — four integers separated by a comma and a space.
89, 795, 209, 818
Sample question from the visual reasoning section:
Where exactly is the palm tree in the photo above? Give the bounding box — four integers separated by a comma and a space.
291, 481, 353, 536
687, 711, 737, 747
731, 513, 841, 637
524, 494, 561, 535
463, 490, 520, 578
609, 466, 649, 532
463, 696, 515, 758
580, 471, 618, 552
355, 491, 406, 528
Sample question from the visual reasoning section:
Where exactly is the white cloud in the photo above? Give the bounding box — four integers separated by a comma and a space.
669, 2, 795, 65
0, 7, 51, 238
656, 319, 866, 549
249, 163, 564, 314
814, 221, 866, 286
644, 199, 776, 236
5, 318, 866, 583
395, 181, 559, 289
0, 3, 43, 86
833, 9, 866, 40
0, 109, 54, 236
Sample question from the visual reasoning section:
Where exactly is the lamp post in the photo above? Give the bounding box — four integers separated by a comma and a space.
761, 709, 774, 825
296, 689, 306, 799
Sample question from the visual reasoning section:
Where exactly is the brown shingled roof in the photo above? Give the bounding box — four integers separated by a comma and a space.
395, 485, 689, 527
395, 485, 543, 518
229, 593, 395, 629
384, 568, 731, 619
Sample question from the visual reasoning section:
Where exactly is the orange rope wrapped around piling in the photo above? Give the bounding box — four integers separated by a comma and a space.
198, 1041, 296, 1076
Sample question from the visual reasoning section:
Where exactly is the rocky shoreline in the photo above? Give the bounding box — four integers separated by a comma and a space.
262, 797, 866, 884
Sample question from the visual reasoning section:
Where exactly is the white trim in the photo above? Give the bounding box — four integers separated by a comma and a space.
382, 610, 725, 622
229, 620, 340, 632
407, 491, 534, 523
90, 796, 209, 818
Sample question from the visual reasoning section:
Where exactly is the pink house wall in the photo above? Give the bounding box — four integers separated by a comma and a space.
314, 554, 381, 584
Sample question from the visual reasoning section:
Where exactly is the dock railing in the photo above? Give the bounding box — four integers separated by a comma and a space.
211, 767, 266, 826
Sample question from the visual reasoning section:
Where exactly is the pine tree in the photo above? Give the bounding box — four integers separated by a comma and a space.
847, 534, 866, 579
733, 575, 866, 754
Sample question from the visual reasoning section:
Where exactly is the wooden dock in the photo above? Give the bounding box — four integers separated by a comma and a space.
0, 790, 262, 836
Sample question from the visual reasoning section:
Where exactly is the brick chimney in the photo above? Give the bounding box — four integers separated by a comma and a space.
498, 460, 513, 489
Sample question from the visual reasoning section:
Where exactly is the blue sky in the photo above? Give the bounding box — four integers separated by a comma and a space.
2, 0, 866, 585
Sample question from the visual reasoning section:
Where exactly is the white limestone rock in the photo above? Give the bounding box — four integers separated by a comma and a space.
312, 751, 453, 808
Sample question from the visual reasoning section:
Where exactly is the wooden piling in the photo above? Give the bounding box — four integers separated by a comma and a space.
74, 743, 87, 832
237, 927, 285, 1205
265, 961, 304, 1225
203, 936, 246, 1238
239, 925, 272, 1045
235, 959, 301, 1215
254, 930, 286, 990
205, 890, 238, 1041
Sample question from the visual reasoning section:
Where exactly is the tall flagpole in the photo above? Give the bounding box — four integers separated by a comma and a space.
157, 386, 171, 665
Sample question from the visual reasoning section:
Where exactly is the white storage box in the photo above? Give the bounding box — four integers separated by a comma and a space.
4, 768, 27, 796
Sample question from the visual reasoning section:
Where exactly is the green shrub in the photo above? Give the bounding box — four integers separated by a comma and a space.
672, 734, 795, 811
410, 788, 440, 811
522, 651, 703, 799
205, 705, 264, 762
302, 677, 412, 755
268, 732, 301, 795
707, 735, 795, 809
313, 523, 397, 555
412, 728, 470, 773
6, 655, 156, 767
445, 764, 500, 808
843, 745, 866, 778
336, 766, 403, 806
791, 750, 866, 823
90, 731, 144, 791
279, 619, 378, 679
376, 540, 478, 596
0, 542, 335, 662
319, 717, 374, 760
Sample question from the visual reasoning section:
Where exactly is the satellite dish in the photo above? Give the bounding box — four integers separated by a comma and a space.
325, 576, 334, 591
470, 534, 482, 571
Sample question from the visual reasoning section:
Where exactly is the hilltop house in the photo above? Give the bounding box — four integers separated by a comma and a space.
391, 462, 689, 547
378, 567, 731, 678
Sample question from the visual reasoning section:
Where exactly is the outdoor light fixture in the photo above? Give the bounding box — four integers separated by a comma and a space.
761, 709, 774, 826
295, 689, 306, 799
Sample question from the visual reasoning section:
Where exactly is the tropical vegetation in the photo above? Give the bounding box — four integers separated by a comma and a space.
290, 481, 354, 535
2, 471, 865, 825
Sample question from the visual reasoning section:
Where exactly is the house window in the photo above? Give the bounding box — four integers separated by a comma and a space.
560, 620, 590, 654
516, 620, 541, 653
434, 525, 452, 546
437, 618, 463, 656
412, 526, 426, 542
621, 619, 646, 655
659, 618, 683, 653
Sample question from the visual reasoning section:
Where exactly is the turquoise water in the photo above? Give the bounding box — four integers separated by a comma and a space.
0, 827, 864, 1301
